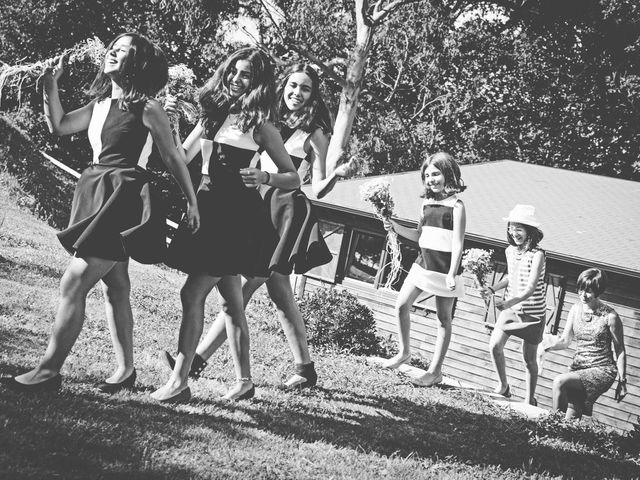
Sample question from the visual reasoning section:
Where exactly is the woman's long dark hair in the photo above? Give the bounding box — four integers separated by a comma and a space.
88, 32, 168, 111
420, 152, 466, 199
199, 47, 277, 137
276, 63, 332, 134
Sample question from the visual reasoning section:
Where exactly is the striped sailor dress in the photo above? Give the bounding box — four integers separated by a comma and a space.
166, 114, 278, 277
496, 245, 547, 343
257, 126, 332, 274
57, 98, 165, 264
404, 194, 465, 298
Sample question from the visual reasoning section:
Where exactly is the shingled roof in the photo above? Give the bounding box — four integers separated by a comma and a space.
303, 160, 640, 277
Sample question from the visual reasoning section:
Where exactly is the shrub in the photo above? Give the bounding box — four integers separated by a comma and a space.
298, 287, 384, 355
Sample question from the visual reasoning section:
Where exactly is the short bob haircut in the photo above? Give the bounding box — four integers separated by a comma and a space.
420, 151, 466, 199
576, 268, 607, 297
506, 222, 544, 251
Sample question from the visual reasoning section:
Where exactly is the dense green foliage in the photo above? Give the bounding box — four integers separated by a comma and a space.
298, 287, 386, 355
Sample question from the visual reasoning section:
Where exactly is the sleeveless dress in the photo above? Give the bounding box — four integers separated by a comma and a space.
57, 98, 165, 264
257, 126, 332, 274
569, 302, 618, 415
166, 114, 277, 277
496, 246, 547, 343
404, 194, 465, 297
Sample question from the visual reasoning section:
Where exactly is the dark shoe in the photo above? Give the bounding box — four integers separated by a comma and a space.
97, 369, 136, 394
162, 351, 207, 380
222, 381, 255, 401
530, 397, 538, 407
284, 362, 317, 389
0, 374, 62, 393
157, 387, 191, 404
497, 385, 512, 398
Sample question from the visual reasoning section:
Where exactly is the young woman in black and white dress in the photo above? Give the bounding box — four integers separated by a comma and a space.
1, 33, 200, 394
163, 63, 354, 388
153, 48, 300, 402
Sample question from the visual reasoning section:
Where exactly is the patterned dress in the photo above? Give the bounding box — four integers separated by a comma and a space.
166, 114, 277, 277
57, 98, 165, 263
404, 194, 464, 297
257, 126, 331, 274
569, 302, 618, 415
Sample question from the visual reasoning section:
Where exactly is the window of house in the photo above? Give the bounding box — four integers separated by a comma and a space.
345, 230, 386, 285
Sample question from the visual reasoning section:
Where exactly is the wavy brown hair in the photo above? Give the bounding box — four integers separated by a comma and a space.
88, 32, 168, 111
276, 63, 332, 134
199, 47, 277, 137
420, 151, 467, 199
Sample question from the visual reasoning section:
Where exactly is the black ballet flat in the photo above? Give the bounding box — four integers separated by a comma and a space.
97, 369, 136, 394
222, 382, 255, 402
158, 387, 191, 404
162, 351, 207, 380
0, 374, 62, 394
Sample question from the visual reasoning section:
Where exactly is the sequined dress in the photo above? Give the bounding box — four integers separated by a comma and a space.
569, 302, 618, 415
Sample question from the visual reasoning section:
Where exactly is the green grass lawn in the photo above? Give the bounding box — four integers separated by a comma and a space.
0, 169, 638, 480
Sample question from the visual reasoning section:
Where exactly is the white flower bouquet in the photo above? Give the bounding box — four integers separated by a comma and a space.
360, 179, 401, 289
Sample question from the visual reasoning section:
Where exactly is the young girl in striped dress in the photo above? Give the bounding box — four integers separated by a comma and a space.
483, 204, 546, 405
381, 152, 466, 387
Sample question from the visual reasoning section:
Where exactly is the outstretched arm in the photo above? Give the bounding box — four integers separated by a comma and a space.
545, 304, 576, 351
143, 100, 200, 232
42, 56, 93, 136
307, 130, 355, 199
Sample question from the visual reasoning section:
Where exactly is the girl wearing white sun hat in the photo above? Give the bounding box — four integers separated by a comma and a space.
482, 204, 546, 406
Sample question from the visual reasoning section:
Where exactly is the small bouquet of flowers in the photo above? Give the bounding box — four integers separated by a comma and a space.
360, 179, 401, 289
462, 248, 494, 287
162, 64, 199, 130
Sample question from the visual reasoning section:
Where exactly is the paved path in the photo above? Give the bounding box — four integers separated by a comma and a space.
367, 357, 548, 420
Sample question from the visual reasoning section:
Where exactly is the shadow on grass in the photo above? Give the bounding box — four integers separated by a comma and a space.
0, 254, 63, 283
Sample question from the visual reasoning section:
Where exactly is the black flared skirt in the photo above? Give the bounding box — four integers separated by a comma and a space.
57, 164, 166, 264
259, 186, 332, 275
166, 175, 278, 278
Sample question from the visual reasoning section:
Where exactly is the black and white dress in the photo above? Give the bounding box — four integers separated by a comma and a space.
166, 114, 277, 277
258, 126, 332, 274
57, 98, 165, 264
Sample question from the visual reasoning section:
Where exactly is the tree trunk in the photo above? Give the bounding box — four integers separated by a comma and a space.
326, 0, 375, 172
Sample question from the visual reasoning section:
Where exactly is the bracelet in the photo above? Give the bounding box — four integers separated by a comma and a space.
263, 171, 271, 185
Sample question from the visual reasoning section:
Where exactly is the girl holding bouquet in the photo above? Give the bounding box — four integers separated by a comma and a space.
381, 152, 466, 387
1, 33, 200, 393
163, 63, 354, 389
153, 48, 300, 402
482, 204, 546, 405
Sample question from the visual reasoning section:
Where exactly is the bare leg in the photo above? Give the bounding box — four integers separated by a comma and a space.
152, 273, 219, 400
381, 282, 422, 369
16, 256, 116, 384
421, 296, 455, 381
552, 371, 586, 419
266, 272, 310, 364
219, 275, 254, 400
101, 260, 134, 383
522, 340, 539, 405
195, 275, 266, 360
489, 317, 511, 394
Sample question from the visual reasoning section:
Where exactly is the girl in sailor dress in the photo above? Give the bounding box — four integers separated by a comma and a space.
153, 48, 299, 403
162, 63, 355, 390
381, 152, 466, 387
2, 33, 199, 394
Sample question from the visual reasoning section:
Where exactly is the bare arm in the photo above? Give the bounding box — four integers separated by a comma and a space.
385, 218, 420, 243
546, 304, 576, 351
180, 122, 205, 165
42, 56, 93, 136
307, 131, 355, 199
143, 100, 199, 232
448, 200, 466, 281
608, 310, 627, 381
243, 121, 299, 190
500, 250, 545, 310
